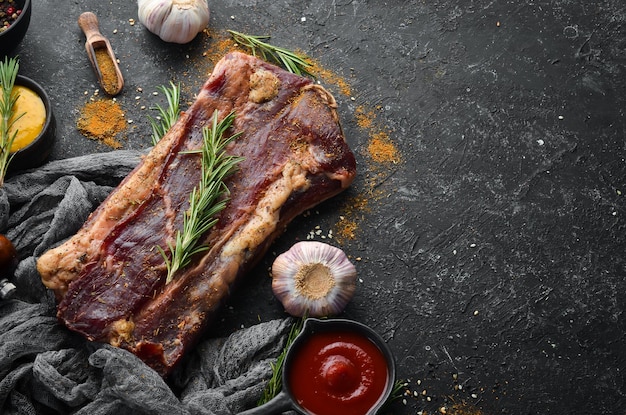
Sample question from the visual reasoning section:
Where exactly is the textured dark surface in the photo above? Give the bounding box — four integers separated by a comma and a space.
7, 1, 626, 414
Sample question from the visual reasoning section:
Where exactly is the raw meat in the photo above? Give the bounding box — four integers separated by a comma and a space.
37, 52, 356, 376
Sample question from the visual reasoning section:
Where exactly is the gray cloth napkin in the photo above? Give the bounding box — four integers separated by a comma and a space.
0, 151, 292, 415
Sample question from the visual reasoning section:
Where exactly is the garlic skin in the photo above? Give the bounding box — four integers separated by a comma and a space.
137, 0, 210, 44
272, 241, 357, 317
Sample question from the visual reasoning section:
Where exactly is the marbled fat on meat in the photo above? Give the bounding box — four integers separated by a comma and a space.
36, 52, 356, 376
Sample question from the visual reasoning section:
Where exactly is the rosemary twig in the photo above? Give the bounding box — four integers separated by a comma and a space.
0, 56, 23, 186
228, 30, 313, 77
148, 82, 181, 145
158, 110, 243, 284
258, 317, 305, 405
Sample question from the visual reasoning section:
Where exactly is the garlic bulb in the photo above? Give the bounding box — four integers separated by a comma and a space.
271, 241, 357, 317
137, 0, 209, 44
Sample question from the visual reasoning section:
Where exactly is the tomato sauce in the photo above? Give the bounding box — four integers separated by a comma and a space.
288, 330, 390, 415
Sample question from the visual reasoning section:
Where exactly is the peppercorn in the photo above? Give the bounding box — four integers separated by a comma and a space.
0, 0, 22, 33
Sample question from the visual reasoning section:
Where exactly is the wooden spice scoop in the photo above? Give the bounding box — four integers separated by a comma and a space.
78, 12, 124, 96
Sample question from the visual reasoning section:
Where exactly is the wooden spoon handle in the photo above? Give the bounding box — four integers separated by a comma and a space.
78, 12, 106, 44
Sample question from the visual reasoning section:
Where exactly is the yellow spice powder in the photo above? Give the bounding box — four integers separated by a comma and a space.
77, 99, 126, 148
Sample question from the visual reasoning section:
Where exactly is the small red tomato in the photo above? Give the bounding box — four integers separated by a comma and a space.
0, 235, 17, 271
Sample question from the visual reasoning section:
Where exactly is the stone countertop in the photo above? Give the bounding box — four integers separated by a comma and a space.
8, 1, 626, 413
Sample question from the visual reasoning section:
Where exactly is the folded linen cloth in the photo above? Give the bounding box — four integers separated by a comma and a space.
0, 151, 292, 415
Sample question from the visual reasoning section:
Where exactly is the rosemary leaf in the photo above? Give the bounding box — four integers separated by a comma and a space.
148, 82, 181, 145
159, 110, 243, 284
0, 56, 23, 186
228, 30, 314, 77
258, 317, 305, 405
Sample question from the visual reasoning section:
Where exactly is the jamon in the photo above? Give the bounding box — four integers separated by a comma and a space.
37, 52, 356, 376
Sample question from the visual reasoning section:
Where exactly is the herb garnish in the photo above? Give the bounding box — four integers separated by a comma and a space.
148, 82, 181, 145
258, 317, 305, 405
0, 56, 23, 186
228, 30, 313, 77
158, 110, 243, 284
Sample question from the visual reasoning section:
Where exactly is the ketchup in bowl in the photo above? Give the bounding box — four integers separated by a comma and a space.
288, 329, 390, 415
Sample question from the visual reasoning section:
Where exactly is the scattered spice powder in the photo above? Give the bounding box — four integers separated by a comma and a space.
334, 103, 402, 240
355, 105, 375, 130
201, 29, 238, 68
308, 58, 353, 97
356, 105, 401, 164
180, 29, 239, 98
77, 99, 126, 148
335, 218, 359, 241
335, 194, 370, 242
368, 131, 401, 164
93, 47, 119, 95
448, 402, 485, 415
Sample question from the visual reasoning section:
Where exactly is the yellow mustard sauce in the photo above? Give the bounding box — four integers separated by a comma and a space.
7, 85, 46, 153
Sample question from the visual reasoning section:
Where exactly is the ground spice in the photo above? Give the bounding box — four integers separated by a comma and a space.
356, 105, 401, 164
355, 105, 375, 129
178, 29, 239, 98
335, 216, 360, 241
308, 58, 353, 97
334, 103, 402, 240
368, 131, 401, 164
94, 47, 118, 95
77, 99, 126, 148
201, 29, 238, 69
448, 402, 484, 415
335, 195, 370, 242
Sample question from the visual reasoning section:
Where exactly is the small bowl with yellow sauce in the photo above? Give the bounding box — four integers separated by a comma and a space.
7, 75, 55, 171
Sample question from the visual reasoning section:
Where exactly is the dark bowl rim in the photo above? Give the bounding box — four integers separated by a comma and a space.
0, 0, 31, 37
282, 317, 397, 414
10, 74, 54, 156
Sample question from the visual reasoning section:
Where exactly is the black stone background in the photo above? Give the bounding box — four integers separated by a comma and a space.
8, 0, 626, 414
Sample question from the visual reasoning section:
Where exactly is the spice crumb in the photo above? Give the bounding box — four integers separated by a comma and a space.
77, 99, 127, 149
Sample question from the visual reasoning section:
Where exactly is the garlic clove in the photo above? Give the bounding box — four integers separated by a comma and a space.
271, 241, 357, 317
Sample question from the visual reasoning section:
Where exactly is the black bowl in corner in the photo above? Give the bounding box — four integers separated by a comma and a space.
8, 75, 56, 172
0, 0, 32, 57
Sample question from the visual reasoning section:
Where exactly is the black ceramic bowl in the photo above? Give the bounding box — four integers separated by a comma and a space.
8, 75, 56, 172
0, 0, 32, 56
240, 318, 396, 415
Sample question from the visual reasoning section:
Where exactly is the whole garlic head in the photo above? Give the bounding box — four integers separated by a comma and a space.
137, 0, 210, 44
271, 241, 357, 318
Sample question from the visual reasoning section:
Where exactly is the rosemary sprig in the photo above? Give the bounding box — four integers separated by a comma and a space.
158, 110, 243, 284
0, 56, 24, 186
148, 82, 181, 145
386, 379, 409, 404
228, 30, 314, 77
258, 317, 305, 405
